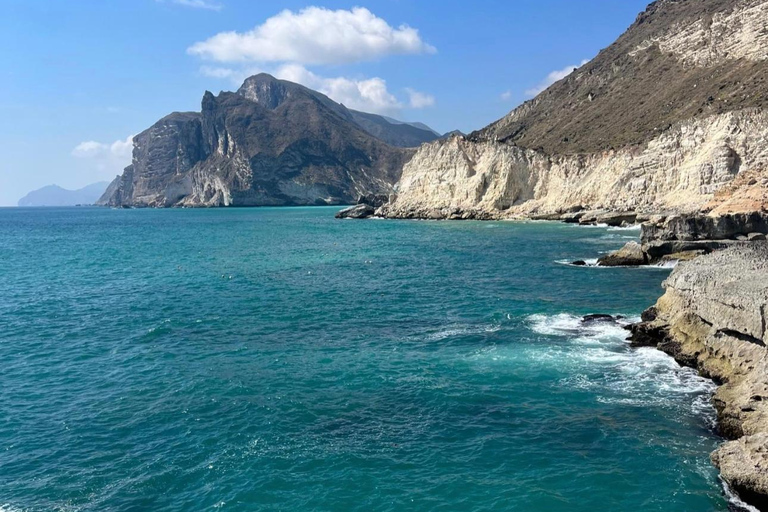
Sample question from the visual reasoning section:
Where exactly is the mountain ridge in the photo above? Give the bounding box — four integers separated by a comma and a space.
382, 0, 768, 219
99, 74, 437, 208
19, 182, 110, 207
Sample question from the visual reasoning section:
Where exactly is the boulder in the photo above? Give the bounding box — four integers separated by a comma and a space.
335, 204, 375, 219
357, 194, 389, 208
594, 211, 638, 227
582, 314, 625, 324
597, 241, 647, 266
627, 322, 670, 347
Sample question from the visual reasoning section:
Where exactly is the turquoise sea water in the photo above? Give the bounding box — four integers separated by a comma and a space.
0, 207, 732, 511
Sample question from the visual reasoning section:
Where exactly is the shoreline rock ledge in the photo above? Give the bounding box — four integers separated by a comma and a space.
628, 243, 768, 509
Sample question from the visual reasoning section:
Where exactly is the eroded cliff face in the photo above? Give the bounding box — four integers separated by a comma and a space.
383, 0, 768, 219
631, 245, 768, 508
382, 110, 768, 219
100, 74, 414, 208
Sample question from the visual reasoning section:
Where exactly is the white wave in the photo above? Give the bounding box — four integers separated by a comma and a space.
600, 234, 638, 240
554, 258, 599, 267
528, 313, 634, 340
423, 324, 500, 342
577, 223, 610, 228
607, 224, 641, 232
651, 260, 678, 269
527, 313, 716, 413
721, 477, 761, 512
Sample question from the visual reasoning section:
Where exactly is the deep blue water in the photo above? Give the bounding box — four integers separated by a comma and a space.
0, 207, 730, 511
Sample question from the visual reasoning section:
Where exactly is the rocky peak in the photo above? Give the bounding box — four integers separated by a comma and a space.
236, 73, 299, 110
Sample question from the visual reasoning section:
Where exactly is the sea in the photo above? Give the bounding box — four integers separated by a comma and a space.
0, 206, 743, 511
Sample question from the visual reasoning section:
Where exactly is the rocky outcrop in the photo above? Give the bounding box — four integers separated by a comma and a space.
642, 212, 768, 242
597, 241, 648, 266
335, 204, 375, 219
628, 244, 768, 509
99, 74, 421, 208
593, 211, 768, 267
382, 0, 768, 220
335, 194, 391, 219
381, 109, 768, 220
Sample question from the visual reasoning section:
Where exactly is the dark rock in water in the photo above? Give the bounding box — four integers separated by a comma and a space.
571, 260, 588, 266
529, 212, 563, 221
582, 314, 624, 325
560, 211, 585, 223
641, 306, 658, 323
627, 322, 670, 348
597, 241, 647, 267
582, 314, 616, 323
335, 204, 375, 219
594, 211, 637, 227
357, 194, 389, 208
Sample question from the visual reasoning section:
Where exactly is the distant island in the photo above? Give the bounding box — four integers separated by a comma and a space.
18, 182, 110, 207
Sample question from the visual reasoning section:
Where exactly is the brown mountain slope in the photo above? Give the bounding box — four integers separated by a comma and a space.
383, 0, 768, 219
474, 0, 768, 155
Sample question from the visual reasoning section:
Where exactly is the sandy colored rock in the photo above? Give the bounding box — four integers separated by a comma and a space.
382, 110, 768, 219
597, 242, 647, 267
632, 244, 768, 507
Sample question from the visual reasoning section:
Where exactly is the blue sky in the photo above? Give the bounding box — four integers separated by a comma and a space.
0, 0, 650, 206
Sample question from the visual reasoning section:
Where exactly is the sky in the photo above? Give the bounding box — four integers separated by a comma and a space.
0, 0, 651, 206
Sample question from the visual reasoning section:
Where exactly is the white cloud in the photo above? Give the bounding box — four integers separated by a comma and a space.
525, 59, 589, 97
157, 0, 222, 11
500, 90, 512, 101
272, 64, 402, 115
72, 135, 134, 177
72, 141, 108, 157
188, 6, 435, 65
405, 88, 435, 109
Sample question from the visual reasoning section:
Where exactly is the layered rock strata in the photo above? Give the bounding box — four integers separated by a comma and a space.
628, 245, 768, 509
99, 74, 421, 208
380, 0, 768, 220
380, 110, 768, 220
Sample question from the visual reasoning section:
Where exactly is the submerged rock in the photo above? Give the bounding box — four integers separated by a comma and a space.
581, 314, 624, 324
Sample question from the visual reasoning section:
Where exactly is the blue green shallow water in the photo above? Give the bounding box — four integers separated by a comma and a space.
0, 207, 731, 511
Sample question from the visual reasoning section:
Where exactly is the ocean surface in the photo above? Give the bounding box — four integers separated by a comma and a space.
0, 207, 734, 511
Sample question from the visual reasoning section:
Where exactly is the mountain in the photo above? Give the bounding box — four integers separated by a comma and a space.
18, 182, 110, 207
381, 0, 768, 220
349, 110, 440, 148
98, 74, 435, 208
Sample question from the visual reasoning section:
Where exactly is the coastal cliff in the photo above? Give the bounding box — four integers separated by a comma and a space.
630, 245, 768, 508
98, 74, 433, 208
381, 0, 768, 220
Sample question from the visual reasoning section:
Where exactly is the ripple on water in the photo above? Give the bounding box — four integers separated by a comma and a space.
0, 208, 733, 512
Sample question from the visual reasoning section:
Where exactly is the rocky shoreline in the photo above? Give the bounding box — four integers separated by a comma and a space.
628, 244, 768, 510
339, 203, 768, 508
